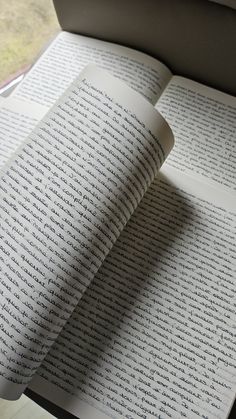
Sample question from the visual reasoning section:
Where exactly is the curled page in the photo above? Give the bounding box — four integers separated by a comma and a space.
0, 65, 173, 399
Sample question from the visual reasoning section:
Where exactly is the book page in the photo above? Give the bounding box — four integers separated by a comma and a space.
0, 98, 47, 169
156, 76, 236, 194
12, 31, 171, 107
30, 166, 236, 419
0, 65, 173, 400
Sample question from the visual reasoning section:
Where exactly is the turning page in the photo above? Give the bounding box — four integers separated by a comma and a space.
0, 65, 173, 400
29, 76, 236, 418
12, 31, 172, 108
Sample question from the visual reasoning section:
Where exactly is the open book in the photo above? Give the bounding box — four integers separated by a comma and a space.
0, 32, 236, 419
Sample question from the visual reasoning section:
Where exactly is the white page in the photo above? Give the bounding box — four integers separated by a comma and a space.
0, 98, 47, 169
156, 76, 236, 194
0, 65, 173, 400
31, 166, 236, 419
12, 31, 171, 107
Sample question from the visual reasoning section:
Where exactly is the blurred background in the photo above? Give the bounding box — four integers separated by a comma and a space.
0, 0, 59, 87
